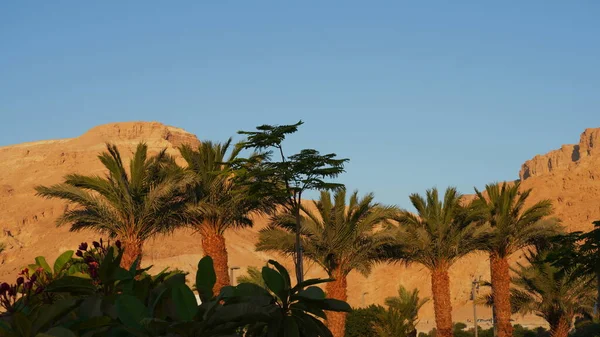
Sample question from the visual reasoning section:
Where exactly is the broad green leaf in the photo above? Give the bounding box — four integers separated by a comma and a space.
0, 320, 12, 333
53, 250, 73, 275
171, 283, 198, 321
45, 276, 95, 295
77, 295, 104, 319
149, 287, 168, 315
268, 260, 291, 290
12, 313, 32, 337
68, 316, 113, 331
115, 295, 150, 329
35, 256, 52, 274
131, 277, 151, 302
32, 298, 79, 333
196, 256, 216, 301
283, 316, 299, 337
69, 272, 90, 279
38, 326, 77, 337
296, 313, 333, 337
293, 278, 334, 292
218, 285, 235, 299
98, 246, 115, 282
320, 299, 352, 312
297, 286, 325, 300
234, 283, 270, 297
262, 266, 286, 301
290, 302, 326, 319
67, 265, 84, 275
128, 256, 141, 275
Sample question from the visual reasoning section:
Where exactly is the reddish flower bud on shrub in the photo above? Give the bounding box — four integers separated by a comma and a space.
0, 282, 9, 294
92, 241, 100, 248
75, 250, 83, 257
78, 242, 88, 251
30, 274, 37, 283
16, 277, 24, 286
19, 268, 28, 276
115, 240, 122, 249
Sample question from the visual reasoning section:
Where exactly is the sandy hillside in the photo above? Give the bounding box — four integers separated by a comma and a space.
1, 121, 599, 332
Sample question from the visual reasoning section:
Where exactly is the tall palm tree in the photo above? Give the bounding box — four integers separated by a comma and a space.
256, 189, 397, 337
511, 248, 595, 337
179, 138, 272, 294
395, 187, 489, 337
473, 182, 561, 337
36, 143, 191, 269
383, 285, 429, 337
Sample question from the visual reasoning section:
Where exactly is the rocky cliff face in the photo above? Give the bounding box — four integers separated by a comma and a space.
519, 128, 600, 232
1, 122, 599, 331
520, 128, 600, 180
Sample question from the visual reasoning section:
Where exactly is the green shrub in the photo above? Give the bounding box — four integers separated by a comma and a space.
0, 240, 351, 336
345, 304, 385, 337
419, 323, 547, 337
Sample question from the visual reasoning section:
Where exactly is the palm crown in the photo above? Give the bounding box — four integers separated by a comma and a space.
472, 182, 561, 257
384, 285, 429, 326
257, 189, 397, 277
395, 187, 489, 269
179, 138, 271, 235
36, 143, 191, 240
35, 143, 192, 268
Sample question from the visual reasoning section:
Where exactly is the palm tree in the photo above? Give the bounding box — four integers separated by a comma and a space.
179, 139, 272, 294
395, 187, 489, 337
511, 248, 595, 337
256, 189, 397, 337
373, 308, 412, 337
236, 266, 267, 289
36, 143, 191, 269
383, 285, 429, 337
473, 182, 561, 337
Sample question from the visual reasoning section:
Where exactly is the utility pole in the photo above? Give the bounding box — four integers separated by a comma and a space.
471, 276, 481, 337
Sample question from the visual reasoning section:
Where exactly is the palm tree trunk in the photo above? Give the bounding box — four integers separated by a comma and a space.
201, 231, 230, 295
490, 252, 513, 337
121, 238, 143, 270
325, 268, 347, 337
431, 262, 453, 337
550, 315, 571, 337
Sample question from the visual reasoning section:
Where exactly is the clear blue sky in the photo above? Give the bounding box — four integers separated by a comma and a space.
1, 2, 598, 208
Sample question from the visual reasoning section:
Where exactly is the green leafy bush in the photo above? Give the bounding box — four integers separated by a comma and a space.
418, 323, 548, 337
344, 305, 385, 337
0, 240, 350, 336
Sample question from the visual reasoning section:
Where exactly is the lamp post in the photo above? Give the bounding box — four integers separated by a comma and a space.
362, 292, 369, 307
230, 266, 240, 286
471, 276, 481, 337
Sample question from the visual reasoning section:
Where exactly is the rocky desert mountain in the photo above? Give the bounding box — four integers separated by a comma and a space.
1, 122, 599, 331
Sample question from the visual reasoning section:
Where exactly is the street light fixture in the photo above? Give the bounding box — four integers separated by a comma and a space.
471, 276, 481, 337
230, 266, 240, 286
